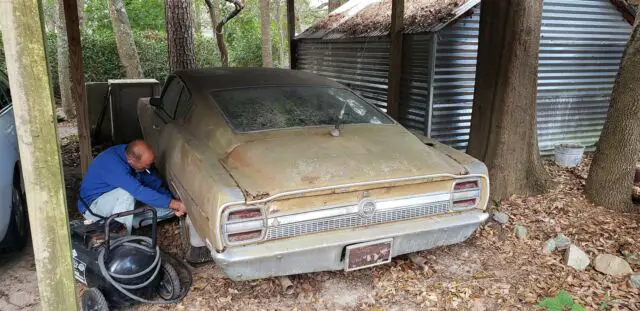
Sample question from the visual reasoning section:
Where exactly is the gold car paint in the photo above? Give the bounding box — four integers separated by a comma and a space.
141, 88, 489, 252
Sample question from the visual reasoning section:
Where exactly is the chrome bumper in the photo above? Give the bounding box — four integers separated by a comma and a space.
213, 210, 489, 281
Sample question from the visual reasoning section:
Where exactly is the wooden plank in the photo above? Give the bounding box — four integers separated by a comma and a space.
0, 1, 78, 310
386, 0, 404, 120
287, 0, 297, 69
63, 0, 92, 174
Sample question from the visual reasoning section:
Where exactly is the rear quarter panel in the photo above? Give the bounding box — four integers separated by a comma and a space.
411, 133, 490, 208
0, 107, 19, 240
160, 125, 245, 251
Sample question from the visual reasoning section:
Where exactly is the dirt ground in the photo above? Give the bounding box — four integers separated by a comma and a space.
1, 124, 640, 310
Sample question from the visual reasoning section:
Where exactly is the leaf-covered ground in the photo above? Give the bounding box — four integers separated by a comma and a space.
53, 137, 640, 310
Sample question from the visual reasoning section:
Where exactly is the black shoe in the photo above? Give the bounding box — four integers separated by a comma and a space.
186, 246, 213, 264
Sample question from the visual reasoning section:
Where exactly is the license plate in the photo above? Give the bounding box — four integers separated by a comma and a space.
345, 239, 393, 271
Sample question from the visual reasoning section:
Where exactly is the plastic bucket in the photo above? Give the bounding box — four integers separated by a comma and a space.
554, 143, 585, 168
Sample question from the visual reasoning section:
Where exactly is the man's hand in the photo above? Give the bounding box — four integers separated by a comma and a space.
169, 199, 187, 217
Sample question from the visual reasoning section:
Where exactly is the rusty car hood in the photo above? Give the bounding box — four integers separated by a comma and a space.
219, 124, 467, 200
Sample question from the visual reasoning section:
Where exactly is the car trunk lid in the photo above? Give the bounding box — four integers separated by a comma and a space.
220, 124, 467, 201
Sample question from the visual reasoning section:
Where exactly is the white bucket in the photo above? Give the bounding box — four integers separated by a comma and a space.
554, 143, 585, 168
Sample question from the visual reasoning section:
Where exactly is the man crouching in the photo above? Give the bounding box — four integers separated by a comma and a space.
77, 140, 186, 233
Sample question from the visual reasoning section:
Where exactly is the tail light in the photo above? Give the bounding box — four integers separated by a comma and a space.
454, 180, 478, 191
223, 207, 265, 245
228, 230, 262, 242
452, 180, 481, 210
228, 209, 262, 221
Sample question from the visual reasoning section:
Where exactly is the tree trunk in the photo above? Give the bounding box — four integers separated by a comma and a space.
273, 0, 286, 67
466, 0, 550, 202
77, 0, 84, 29
586, 11, 640, 212
55, 0, 74, 119
260, 0, 273, 67
294, 5, 301, 34
204, 0, 219, 35
108, 0, 144, 78
165, 0, 197, 71
193, 0, 203, 36
43, 0, 57, 32
204, 0, 226, 66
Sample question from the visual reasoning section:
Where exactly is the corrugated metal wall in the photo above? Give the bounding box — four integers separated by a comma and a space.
431, 0, 631, 153
295, 39, 391, 110
400, 34, 435, 133
430, 5, 480, 149
536, 0, 631, 153
295, 0, 631, 154
295, 35, 435, 132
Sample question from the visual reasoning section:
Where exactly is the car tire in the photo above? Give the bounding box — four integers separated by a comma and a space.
2, 172, 29, 252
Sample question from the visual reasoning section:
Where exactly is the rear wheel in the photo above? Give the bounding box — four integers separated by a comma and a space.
81, 288, 109, 311
3, 175, 28, 252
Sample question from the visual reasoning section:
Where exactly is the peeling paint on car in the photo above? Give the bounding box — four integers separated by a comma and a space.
138, 69, 490, 254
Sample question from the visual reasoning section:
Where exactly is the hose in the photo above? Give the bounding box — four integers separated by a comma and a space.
97, 235, 192, 304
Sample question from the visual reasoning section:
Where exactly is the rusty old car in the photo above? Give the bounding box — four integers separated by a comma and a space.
137, 68, 490, 281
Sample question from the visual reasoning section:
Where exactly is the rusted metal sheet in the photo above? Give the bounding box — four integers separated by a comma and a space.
296, 0, 481, 39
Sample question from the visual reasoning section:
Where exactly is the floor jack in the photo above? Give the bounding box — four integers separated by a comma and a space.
70, 207, 192, 310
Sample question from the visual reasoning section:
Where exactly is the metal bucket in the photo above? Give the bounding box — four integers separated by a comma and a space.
554, 143, 585, 168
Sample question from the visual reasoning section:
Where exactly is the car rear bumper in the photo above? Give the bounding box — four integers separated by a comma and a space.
212, 210, 488, 281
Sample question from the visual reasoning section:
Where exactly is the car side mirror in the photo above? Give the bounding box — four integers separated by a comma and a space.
150, 97, 162, 108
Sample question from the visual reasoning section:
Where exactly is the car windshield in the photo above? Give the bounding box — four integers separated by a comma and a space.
210, 86, 393, 132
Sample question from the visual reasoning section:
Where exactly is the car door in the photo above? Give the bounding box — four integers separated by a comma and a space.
0, 84, 17, 151
138, 76, 184, 153
0, 80, 18, 240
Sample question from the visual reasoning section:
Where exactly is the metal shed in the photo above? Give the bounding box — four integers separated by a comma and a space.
293, 0, 633, 154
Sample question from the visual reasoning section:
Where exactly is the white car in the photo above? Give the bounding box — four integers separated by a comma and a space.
0, 73, 28, 252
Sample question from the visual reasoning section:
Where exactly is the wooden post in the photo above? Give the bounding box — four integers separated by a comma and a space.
385, 0, 404, 120
286, 0, 297, 69
0, 1, 78, 311
63, 0, 92, 174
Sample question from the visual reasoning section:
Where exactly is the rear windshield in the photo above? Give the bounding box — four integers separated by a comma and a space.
210, 86, 393, 132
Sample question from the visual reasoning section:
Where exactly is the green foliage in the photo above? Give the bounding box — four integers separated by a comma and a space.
84, 0, 165, 32
223, 0, 263, 67
538, 291, 586, 311
0, 0, 328, 89
0, 30, 221, 93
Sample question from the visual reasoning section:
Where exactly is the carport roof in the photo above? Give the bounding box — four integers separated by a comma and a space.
296, 0, 480, 39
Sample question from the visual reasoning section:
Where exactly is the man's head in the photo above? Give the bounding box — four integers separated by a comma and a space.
125, 140, 155, 172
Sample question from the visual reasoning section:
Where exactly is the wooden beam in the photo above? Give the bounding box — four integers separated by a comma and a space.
0, 1, 78, 311
286, 0, 297, 69
63, 0, 92, 174
386, 0, 404, 120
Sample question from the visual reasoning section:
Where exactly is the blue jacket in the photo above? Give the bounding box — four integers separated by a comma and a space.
77, 144, 173, 214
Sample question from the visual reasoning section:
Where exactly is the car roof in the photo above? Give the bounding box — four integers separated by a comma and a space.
174, 68, 345, 94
